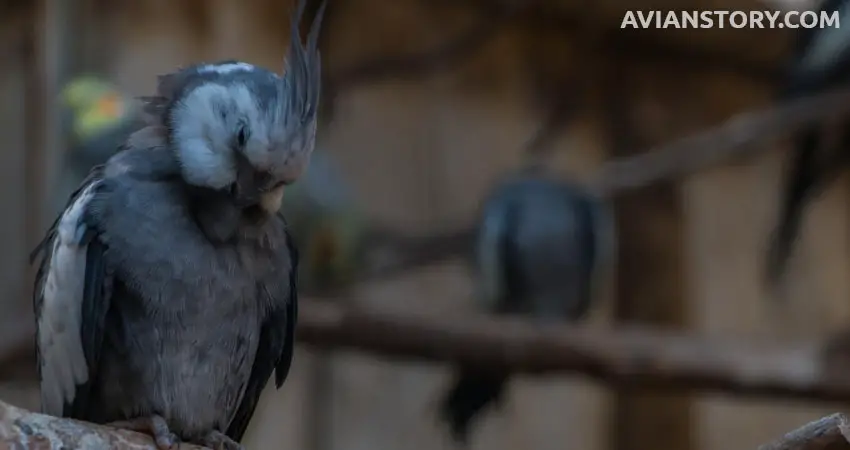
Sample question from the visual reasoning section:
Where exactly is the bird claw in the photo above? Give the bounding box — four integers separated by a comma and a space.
106, 415, 180, 450
200, 430, 244, 450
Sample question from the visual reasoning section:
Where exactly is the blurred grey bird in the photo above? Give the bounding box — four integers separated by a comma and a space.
30, 1, 325, 448
438, 168, 616, 445
766, 0, 850, 285
276, 149, 367, 291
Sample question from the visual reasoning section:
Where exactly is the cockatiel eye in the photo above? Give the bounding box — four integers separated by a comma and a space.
236, 126, 248, 148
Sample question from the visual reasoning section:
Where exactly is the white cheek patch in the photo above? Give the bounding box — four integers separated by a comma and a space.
171, 84, 239, 189
38, 181, 100, 416
197, 62, 256, 75
172, 80, 280, 187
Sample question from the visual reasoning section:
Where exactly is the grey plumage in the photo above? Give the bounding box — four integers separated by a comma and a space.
31, 1, 325, 448
438, 170, 616, 444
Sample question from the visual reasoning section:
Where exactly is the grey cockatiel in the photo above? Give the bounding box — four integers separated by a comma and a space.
438, 168, 616, 445
30, 1, 325, 448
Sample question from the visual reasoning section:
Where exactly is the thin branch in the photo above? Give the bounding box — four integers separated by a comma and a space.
591, 84, 850, 194
328, 10, 513, 90
0, 400, 207, 449
454, 0, 780, 82
321, 1, 523, 120
295, 301, 850, 405
758, 413, 850, 450
305, 227, 474, 297
521, 77, 585, 163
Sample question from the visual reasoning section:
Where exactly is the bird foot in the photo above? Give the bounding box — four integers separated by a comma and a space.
106, 415, 180, 450
200, 430, 244, 450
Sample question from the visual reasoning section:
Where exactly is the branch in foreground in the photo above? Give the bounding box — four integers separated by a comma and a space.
0, 400, 207, 449
5, 301, 850, 410
759, 413, 850, 450
296, 301, 850, 404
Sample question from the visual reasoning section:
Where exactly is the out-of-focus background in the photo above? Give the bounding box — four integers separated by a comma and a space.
2, 0, 850, 449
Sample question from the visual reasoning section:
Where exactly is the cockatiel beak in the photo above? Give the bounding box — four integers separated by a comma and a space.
233, 153, 262, 208
232, 152, 285, 215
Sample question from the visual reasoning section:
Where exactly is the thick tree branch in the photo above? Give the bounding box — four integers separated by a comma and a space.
0, 400, 207, 449
296, 301, 850, 405
6, 301, 850, 408
759, 413, 850, 450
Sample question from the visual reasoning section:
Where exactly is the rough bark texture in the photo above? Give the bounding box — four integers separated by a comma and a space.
0, 400, 207, 450
759, 413, 850, 450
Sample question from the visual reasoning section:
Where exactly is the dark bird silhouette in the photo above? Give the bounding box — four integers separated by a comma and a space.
438, 170, 616, 445
767, 0, 850, 285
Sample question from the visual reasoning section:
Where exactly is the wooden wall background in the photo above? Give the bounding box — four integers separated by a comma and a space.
0, 0, 847, 449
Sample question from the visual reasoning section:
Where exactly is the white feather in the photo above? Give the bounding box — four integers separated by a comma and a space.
38, 182, 99, 415
171, 83, 274, 189
197, 62, 256, 75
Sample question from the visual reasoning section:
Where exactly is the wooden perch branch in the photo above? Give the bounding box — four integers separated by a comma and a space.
759, 413, 850, 450
296, 301, 850, 405
0, 400, 206, 449
6, 301, 850, 425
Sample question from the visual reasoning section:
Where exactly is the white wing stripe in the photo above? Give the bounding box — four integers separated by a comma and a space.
38, 181, 99, 415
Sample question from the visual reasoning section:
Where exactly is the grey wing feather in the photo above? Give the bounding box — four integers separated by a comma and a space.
475, 186, 520, 313
584, 190, 616, 306
32, 166, 113, 417
226, 228, 299, 442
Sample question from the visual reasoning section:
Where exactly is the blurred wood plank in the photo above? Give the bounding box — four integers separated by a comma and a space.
17, 0, 73, 354
602, 61, 694, 450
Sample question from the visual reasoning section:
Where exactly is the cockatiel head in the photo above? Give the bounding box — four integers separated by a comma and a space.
140, 0, 326, 226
